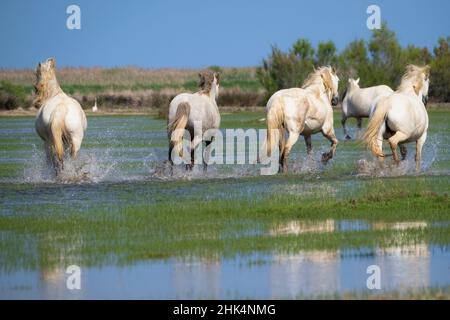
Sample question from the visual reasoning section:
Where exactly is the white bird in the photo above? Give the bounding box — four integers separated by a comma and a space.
92, 98, 98, 112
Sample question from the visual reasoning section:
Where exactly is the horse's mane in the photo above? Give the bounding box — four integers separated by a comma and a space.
33, 59, 62, 108
397, 64, 430, 94
301, 67, 328, 89
301, 66, 336, 101
198, 70, 219, 95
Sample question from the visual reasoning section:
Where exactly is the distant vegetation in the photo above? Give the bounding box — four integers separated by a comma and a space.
258, 23, 449, 102
0, 80, 29, 110
0, 23, 448, 111
0, 67, 265, 112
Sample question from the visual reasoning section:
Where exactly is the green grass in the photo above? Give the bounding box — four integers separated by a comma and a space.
0, 176, 449, 270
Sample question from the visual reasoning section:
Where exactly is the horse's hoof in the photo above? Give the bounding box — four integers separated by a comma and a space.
321, 152, 332, 164
345, 135, 352, 140
278, 165, 286, 174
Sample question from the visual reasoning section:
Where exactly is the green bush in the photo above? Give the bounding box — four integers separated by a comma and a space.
257, 23, 449, 103
430, 37, 450, 102
0, 81, 28, 110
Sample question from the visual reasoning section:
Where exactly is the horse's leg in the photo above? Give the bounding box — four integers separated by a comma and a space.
43, 142, 60, 177
342, 115, 351, 140
203, 139, 213, 173
166, 142, 174, 175
415, 132, 427, 171
304, 135, 313, 156
70, 135, 82, 159
44, 142, 53, 168
280, 131, 299, 173
356, 118, 363, 138
187, 139, 195, 171
375, 122, 386, 166
387, 131, 408, 163
187, 135, 202, 171
52, 147, 63, 176
168, 141, 174, 166
400, 144, 408, 161
321, 128, 338, 164
357, 117, 362, 129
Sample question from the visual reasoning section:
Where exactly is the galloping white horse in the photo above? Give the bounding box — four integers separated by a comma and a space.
266, 66, 340, 173
341, 78, 393, 140
363, 65, 430, 171
34, 58, 87, 174
167, 70, 220, 171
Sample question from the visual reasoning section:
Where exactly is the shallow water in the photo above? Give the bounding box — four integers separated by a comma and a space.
0, 113, 449, 299
1, 114, 447, 184
1, 243, 449, 299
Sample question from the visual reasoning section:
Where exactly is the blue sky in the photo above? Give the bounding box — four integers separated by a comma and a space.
0, 0, 449, 69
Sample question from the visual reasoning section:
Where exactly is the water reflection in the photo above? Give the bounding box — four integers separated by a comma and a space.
372, 221, 428, 231
172, 257, 221, 299
270, 219, 429, 236
39, 233, 84, 299
1, 243, 448, 299
270, 250, 340, 298
270, 219, 335, 235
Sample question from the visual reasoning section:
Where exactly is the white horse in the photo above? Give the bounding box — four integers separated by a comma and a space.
363, 65, 430, 171
341, 78, 393, 140
167, 70, 220, 172
34, 58, 87, 174
266, 66, 340, 173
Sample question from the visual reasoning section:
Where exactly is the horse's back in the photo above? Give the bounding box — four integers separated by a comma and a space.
347, 85, 393, 117
266, 87, 328, 134
266, 88, 305, 112
169, 92, 220, 130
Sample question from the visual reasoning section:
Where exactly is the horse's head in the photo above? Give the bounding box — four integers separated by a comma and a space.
399, 65, 431, 106
321, 66, 339, 106
35, 57, 57, 92
348, 77, 360, 90
199, 70, 220, 100
419, 66, 430, 106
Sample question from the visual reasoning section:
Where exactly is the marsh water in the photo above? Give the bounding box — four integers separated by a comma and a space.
0, 113, 449, 299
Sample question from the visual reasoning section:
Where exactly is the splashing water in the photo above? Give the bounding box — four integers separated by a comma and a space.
356, 134, 440, 177
9, 115, 446, 185
22, 145, 121, 184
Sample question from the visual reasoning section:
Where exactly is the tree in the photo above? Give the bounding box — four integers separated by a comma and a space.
316, 41, 338, 67
337, 40, 370, 95
430, 37, 450, 102
256, 39, 315, 98
401, 45, 432, 66
257, 26, 449, 103
368, 22, 403, 87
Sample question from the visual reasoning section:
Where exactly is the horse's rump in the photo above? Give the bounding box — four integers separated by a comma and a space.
50, 104, 69, 162
266, 97, 285, 157
168, 102, 191, 157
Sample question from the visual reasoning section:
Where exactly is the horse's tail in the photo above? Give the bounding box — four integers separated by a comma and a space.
363, 99, 390, 157
50, 104, 68, 163
168, 102, 190, 157
266, 98, 285, 157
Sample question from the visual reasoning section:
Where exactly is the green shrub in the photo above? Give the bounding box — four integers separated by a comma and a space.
0, 81, 28, 110
257, 23, 449, 103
